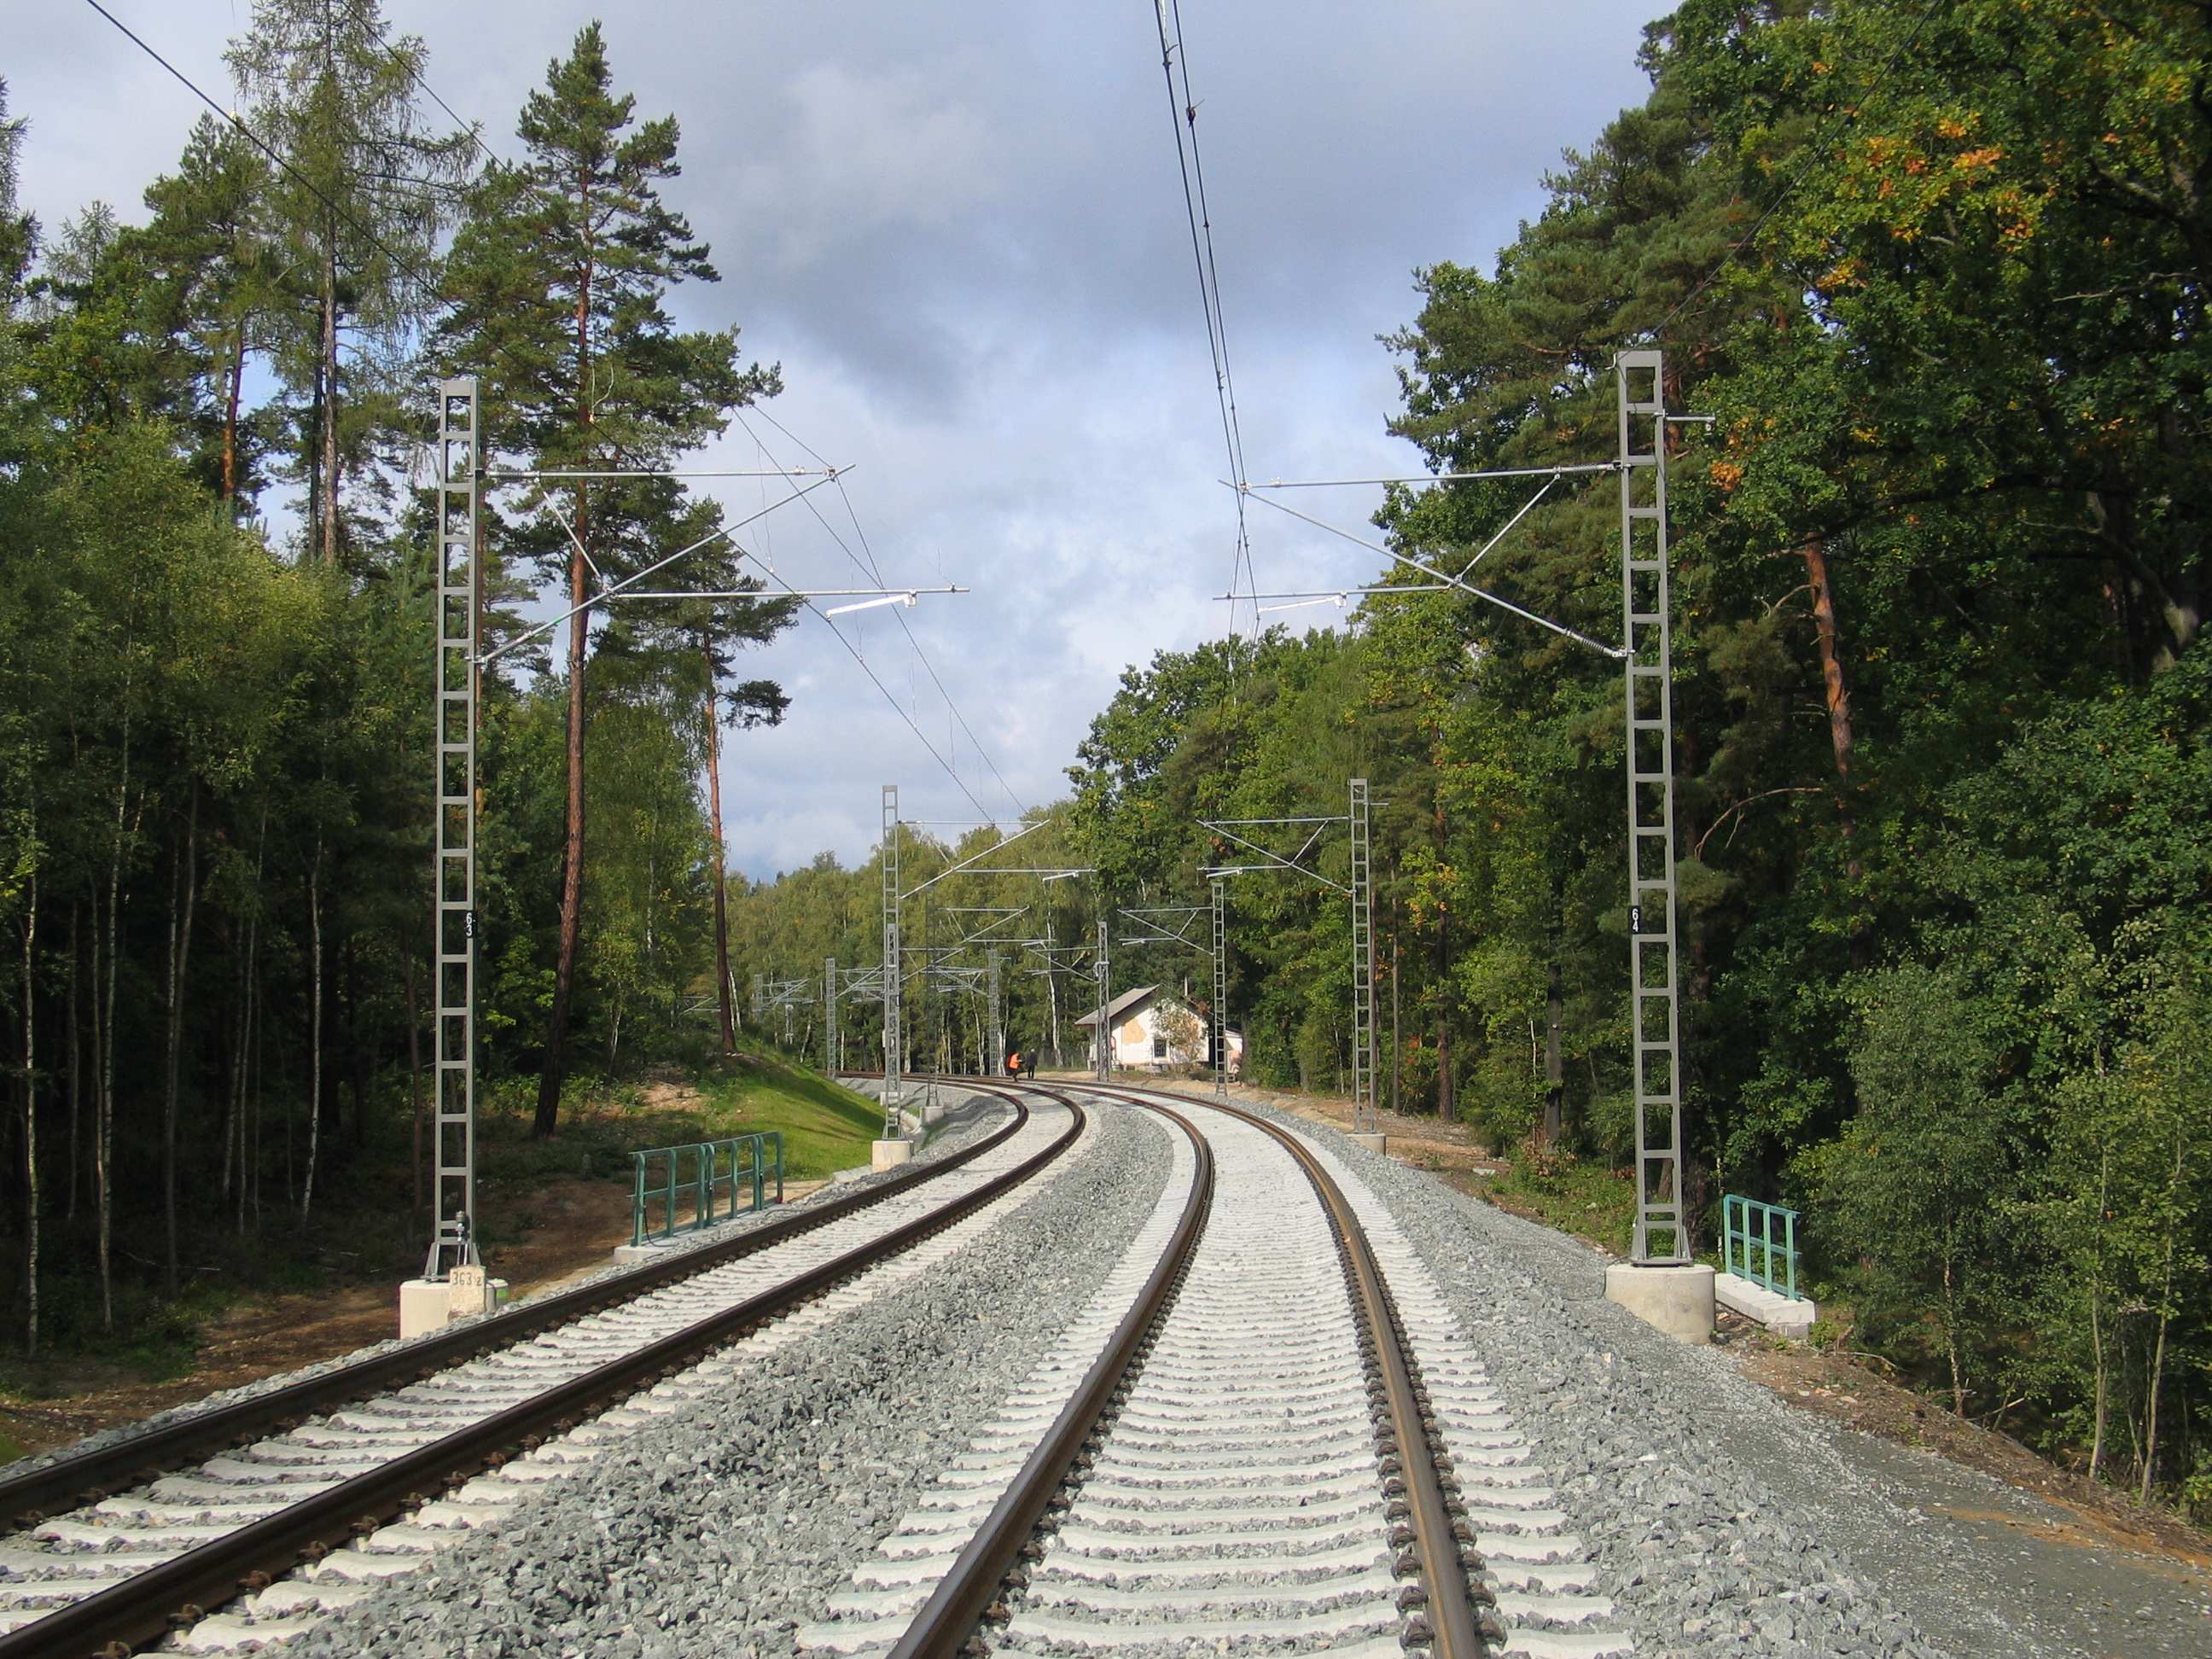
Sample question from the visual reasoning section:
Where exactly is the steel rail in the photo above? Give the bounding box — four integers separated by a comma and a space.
1061, 1080, 1490, 1659
0, 1090, 1029, 1540
886, 1097, 1216, 1659
0, 1084, 1077, 1659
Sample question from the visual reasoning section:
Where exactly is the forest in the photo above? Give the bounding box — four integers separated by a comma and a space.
0, 9, 796, 1366
740, 0, 2212, 1518
3, 0, 2207, 1522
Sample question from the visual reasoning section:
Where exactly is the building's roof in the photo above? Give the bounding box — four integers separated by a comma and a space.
1072, 984, 1161, 1027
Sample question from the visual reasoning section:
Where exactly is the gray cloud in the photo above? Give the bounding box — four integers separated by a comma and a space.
17, 0, 1662, 880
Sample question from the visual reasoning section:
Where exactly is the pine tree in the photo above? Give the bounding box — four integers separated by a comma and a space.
0, 79, 34, 301
140, 116, 276, 505
624, 515, 799, 1055
228, 0, 471, 562
438, 22, 779, 1136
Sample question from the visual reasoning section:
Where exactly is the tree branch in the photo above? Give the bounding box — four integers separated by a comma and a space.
1692, 787, 1824, 859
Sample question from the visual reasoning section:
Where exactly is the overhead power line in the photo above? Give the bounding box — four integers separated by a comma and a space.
733, 406, 1030, 824
92, 0, 1019, 832
1150, 0, 1260, 645
335, 0, 499, 170
80, 0, 441, 297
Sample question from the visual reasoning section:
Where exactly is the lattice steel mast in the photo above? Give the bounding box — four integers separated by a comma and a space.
1093, 918, 1110, 1080
1350, 778, 1375, 1131
1619, 349, 1686, 1265
1211, 875, 1229, 1098
987, 950, 1003, 1075
881, 784, 902, 1134
426, 379, 483, 1282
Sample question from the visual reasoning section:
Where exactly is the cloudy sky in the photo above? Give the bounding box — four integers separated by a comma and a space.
15, 0, 1662, 877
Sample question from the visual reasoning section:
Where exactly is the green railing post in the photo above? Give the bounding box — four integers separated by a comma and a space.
622, 1132, 785, 1251
1722, 1192, 1803, 1301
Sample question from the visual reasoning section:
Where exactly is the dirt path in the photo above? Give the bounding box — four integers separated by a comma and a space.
1733, 1330, 2212, 1569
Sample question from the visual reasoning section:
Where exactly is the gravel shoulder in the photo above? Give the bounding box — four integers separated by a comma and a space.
285, 1091, 1173, 1658
1222, 1093, 2211, 1659
3, 1089, 1009, 1483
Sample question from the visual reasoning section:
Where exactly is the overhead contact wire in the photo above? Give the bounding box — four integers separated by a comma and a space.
734, 409, 1029, 824
1151, 0, 1258, 648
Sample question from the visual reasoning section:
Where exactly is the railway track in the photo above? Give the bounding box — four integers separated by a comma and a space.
0, 1083, 1081, 1658
2, 1074, 1630, 1657
804, 1079, 1573, 1659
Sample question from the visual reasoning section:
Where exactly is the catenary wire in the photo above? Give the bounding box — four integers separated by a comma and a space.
732, 407, 1029, 823
81, 0, 444, 300
1150, 0, 1258, 647
96, 0, 1010, 830
335, 0, 499, 169
1170, 0, 1258, 614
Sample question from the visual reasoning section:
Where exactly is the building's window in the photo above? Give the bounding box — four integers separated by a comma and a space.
1153, 1034, 1168, 1059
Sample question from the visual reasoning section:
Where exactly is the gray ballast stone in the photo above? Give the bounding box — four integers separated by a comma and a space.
1217, 1097, 1973, 1659
5, 1090, 1015, 1490
278, 1092, 1169, 1659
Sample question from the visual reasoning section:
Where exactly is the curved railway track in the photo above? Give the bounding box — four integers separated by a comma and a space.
2, 1073, 1627, 1658
0, 1083, 1080, 1658
806, 1077, 1501, 1659
1091, 1083, 1629, 1659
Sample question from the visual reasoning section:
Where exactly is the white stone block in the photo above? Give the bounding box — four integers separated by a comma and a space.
1715, 1270, 1817, 1339
398, 1278, 450, 1340
1604, 1261, 1715, 1344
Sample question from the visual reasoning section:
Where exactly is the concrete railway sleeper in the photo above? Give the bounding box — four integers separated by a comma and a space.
0, 1086, 1082, 1659
806, 1079, 1496, 1659
1086, 1083, 1632, 1659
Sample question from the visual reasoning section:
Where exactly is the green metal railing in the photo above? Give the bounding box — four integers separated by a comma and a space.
631, 1133, 783, 1249
1721, 1194, 1802, 1301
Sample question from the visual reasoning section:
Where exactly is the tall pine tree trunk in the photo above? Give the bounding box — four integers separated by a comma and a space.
703, 654, 737, 1056
96, 748, 135, 1333
535, 506, 589, 1138
163, 784, 200, 1295
317, 230, 340, 562
2089, 1141, 2112, 1480
301, 839, 323, 1216
65, 904, 79, 1224
1802, 537, 1867, 967
405, 948, 424, 1220
2140, 1130, 2185, 1505
535, 202, 597, 1140
20, 851, 38, 1357
221, 319, 246, 505
1544, 955, 1564, 1144
345, 939, 367, 1146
